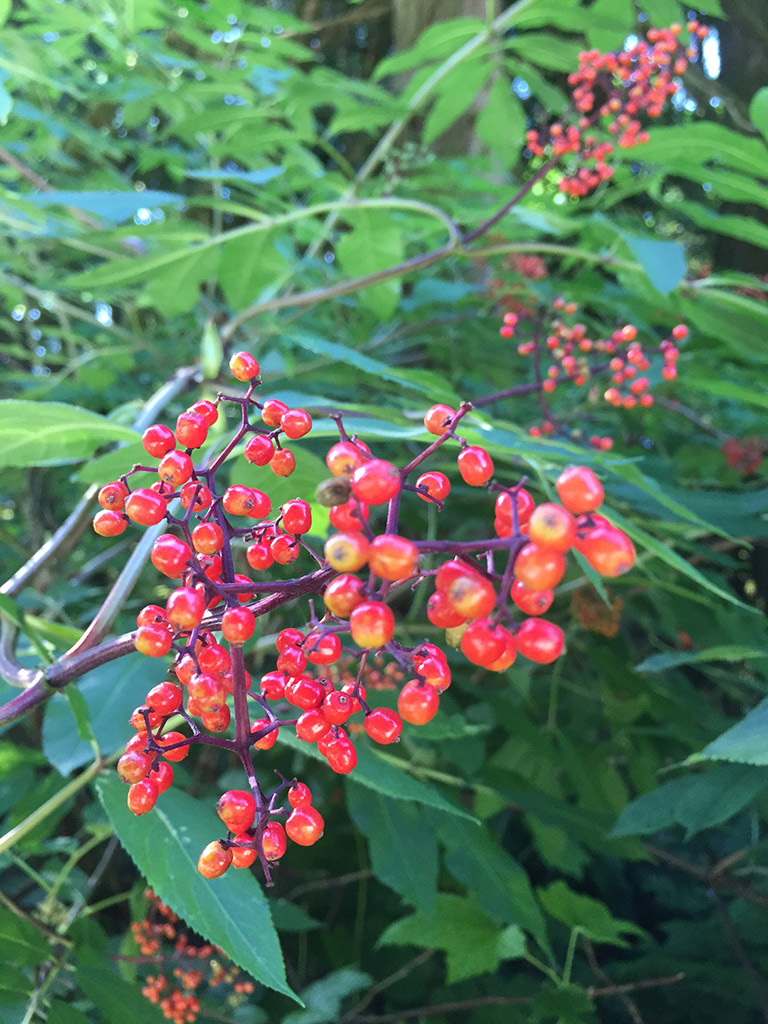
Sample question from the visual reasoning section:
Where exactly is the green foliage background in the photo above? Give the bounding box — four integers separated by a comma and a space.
1, 0, 768, 1022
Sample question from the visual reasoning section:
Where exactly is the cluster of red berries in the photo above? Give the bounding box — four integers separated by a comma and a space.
98, 350, 638, 881
497, 296, 688, 447
721, 436, 765, 477
525, 25, 691, 196
133, 891, 253, 1024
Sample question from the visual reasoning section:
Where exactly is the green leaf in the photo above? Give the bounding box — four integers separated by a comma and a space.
283, 968, 371, 1024
0, 909, 50, 967
530, 984, 597, 1023
219, 230, 290, 311
606, 508, 758, 613
200, 319, 223, 378
698, 699, 768, 766
438, 818, 548, 947
278, 732, 477, 821
0, 0, 10, 27
347, 783, 438, 914
43, 655, 168, 776
186, 166, 284, 185
378, 894, 525, 984
611, 765, 768, 839
334, 209, 404, 320
537, 881, 645, 947
423, 59, 490, 144
0, 401, 139, 468
96, 776, 296, 1000
507, 33, 584, 71
673, 199, 768, 249
46, 1003, 91, 1024
633, 123, 768, 178
619, 232, 687, 295
750, 87, 768, 141
76, 966, 166, 1024
0, 85, 11, 126
689, 376, 768, 411
76, 439, 147, 485
635, 645, 768, 673
373, 19, 486, 80
476, 75, 526, 165
21, 190, 183, 223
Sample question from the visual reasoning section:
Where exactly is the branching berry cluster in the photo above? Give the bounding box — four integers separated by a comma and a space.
132, 890, 253, 1024
525, 25, 691, 196
93, 350, 640, 884
496, 297, 688, 449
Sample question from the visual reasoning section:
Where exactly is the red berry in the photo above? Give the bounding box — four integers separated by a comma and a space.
125, 489, 168, 526
457, 446, 494, 486
252, 718, 279, 750
198, 840, 232, 878
288, 782, 312, 808
93, 510, 127, 537
216, 789, 256, 833
426, 591, 466, 628
460, 618, 508, 666
364, 707, 403, 744
117, 750, 151, 784
142, 424, 175, 458
263, 821, 287, 860
276, 627, 304, 653
193, 522, 225, 555
326, 440, 368, 478
284, 674, 325, 710
514, 543, 567, 590
158, 449, 194, 487
528, 503, 576, 552
286, 806, 325, 846
180, 481, 213, 511
325, 736, 357, 774
398, 680, 439, 725
515, 618, 564, 664
323, 690, 354, 725
189, 399, 218, 427
98, 480, 129, 510
671, 324, 688, 340
281, 409, 312, 439
176, 410, 208, 449
229, 351, 260, 382
325, 532, 370, 572
262, 398, 288, 427
349, 601, 395, 649
221, 607, 255, 646
305, 631, 342, 665
244, 434, 274, 466
296, 708, 332, 743
127, 777, 159, 815
271, 534, 300, 564
351, 459, 401, 505
368, 534, 419, 582
223, 485, 271, 518
329, 498, 369, 533
424, 404, 456, 435
146, 681, 183, 716
246, 541, 274, 571
231, 832, 257, 869
578, 524, 636, 577
166, 587, 205, 630
496, 488, 535, 527
282, 499, 312, 535
510, 580, 554, 616
156, 730, 190, 763
415, 471, 450, 502
134, 622, 173, 658
323, 573, 365, 617
270, 448, 295, 476
151, 534, 192, 578
556, 466, 604, 514
153, 761, 174, 794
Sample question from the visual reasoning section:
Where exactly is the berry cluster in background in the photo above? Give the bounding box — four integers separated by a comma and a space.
94, 350, 643, 883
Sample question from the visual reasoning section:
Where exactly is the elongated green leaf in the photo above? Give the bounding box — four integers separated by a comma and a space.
620, 232, 686, 295
76, 439, 147, 485
438, 818, 548, 947
476, 75, 525, 164
0, 910, 50, 967
699, 699, 768, 766
508, 32, 584, 71
278, 732, 476, 821
0, 401, 139, 468
636, 645, 767, 673
186, 166, 284, 184
607, 508, 758, 612
689, 376, 768, 410
347, 783, 438, 914
97, 776, 296, 1000
334, 209, 404, 320
632, 123, 768, 178
373, 18, 485, 80
378, 894, 525, 984
611, 764, 768, 839
219, 230, 290, 311
20, 190, 183, 222
750, 87, 768, 141
674, 200, 768, 249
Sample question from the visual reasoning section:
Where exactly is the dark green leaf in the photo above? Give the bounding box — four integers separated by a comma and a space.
347, 783, 438, 914
0, 909, 50, 967
750, 86, 768, 141
537, 881, 645, 947
334, 209, 404, 320
283, 967, 371, 1024
635, 646, 767, 673
698, 699, 768, 766
76, 966, 166, 1024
